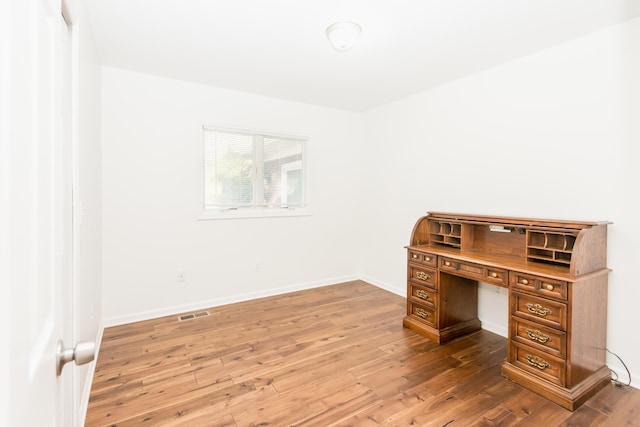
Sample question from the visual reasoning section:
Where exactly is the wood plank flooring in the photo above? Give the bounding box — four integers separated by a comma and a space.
86, 281, 640, 426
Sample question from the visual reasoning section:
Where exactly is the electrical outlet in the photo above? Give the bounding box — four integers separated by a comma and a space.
255, 263, 260, 272
177, 270, 186, 282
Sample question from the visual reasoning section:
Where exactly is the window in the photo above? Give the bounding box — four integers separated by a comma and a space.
202, 126, 307, 218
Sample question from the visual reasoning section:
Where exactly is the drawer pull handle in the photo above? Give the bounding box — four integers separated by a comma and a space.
544, 284, 554, 291
444, 261, 451, 267
525, 329, 551, 344
415, 308, 430, 319
490, 272, 498, 278
415, 289, 431, 300
425, 257, 431, 262
521, 279, 529, 285
416, 271, 431, 281
412, 254, 418, 259
525, 354, 550, 370
525, 303, 552, 317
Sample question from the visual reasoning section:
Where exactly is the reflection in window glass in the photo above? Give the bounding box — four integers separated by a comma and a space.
204, 128, 306, 211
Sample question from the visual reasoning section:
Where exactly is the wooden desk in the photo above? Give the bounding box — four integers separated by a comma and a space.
402, 212, 611, 411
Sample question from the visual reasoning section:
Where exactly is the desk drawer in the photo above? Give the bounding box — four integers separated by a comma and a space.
407, 301, 436, 328
485, 267, 508, 286
440, 257, 507, 287
408, 250, 437, 267
511, 292, 567, 330
409, 283, 437, 308
408, 265, 437, 289
510, 272, 568, 301
510, 342, 565, 387
511, 316, 566, 359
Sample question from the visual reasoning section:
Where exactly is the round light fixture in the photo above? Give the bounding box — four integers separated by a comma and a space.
326, 21, 361, 52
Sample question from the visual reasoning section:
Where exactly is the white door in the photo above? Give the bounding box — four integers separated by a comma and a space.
0, 0, 78, 425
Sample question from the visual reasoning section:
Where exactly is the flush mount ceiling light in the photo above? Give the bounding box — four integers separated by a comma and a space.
326, 21, 362, 52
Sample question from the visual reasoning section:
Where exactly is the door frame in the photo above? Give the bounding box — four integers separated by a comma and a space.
61, 6, 76, 426
61, 1, 83, 425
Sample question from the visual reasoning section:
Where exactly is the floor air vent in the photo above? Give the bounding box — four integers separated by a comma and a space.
178, 311, 210, 322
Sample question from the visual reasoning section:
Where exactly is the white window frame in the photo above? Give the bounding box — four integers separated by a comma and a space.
199, 125, 311, 220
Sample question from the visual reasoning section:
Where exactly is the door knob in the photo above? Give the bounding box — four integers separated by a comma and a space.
56, 339, 96, 376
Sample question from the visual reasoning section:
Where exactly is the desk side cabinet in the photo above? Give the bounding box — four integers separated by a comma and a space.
403, 212, 611, 411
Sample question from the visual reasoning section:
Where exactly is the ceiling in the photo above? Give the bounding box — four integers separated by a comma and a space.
85, 0, 640, 112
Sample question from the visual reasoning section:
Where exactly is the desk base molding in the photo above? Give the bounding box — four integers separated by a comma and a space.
501, 362, 611, 411
402, 316, 481, 344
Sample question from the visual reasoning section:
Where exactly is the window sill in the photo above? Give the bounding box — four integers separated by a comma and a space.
198, 207, 312, 221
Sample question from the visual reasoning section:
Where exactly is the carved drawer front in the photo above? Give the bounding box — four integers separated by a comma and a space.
510, 272, 568, 301
440, 257, 507, 287
408, 301, 436, 328
408, 265, 437, 289
511, 316, 566, 359
510, 342, 566, 387
408, 250, 437, 267
409, 283, 437, 309
512, 292, 567, 331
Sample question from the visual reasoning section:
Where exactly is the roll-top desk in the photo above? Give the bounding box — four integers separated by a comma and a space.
402, 212, 611, 411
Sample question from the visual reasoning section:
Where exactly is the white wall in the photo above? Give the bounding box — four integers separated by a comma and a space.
101, 67, 364, 324
0, 2, 10, 424
361, 17, 640, 385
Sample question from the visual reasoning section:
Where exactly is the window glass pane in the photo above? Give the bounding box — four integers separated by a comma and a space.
204, 131, 254, 207
263, 137, 303, 207
203, 127, 306, 213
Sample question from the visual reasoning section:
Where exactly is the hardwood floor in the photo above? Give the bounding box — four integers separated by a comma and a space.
86, 281, 640, 426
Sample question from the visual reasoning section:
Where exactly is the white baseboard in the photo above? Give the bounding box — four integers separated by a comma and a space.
78, 320, 104, 427
360, 274, 405, 297
478, 319, 508, 338
103, 274, 360, 327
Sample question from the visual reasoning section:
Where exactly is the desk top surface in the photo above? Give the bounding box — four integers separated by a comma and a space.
406, 244, 610, 282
